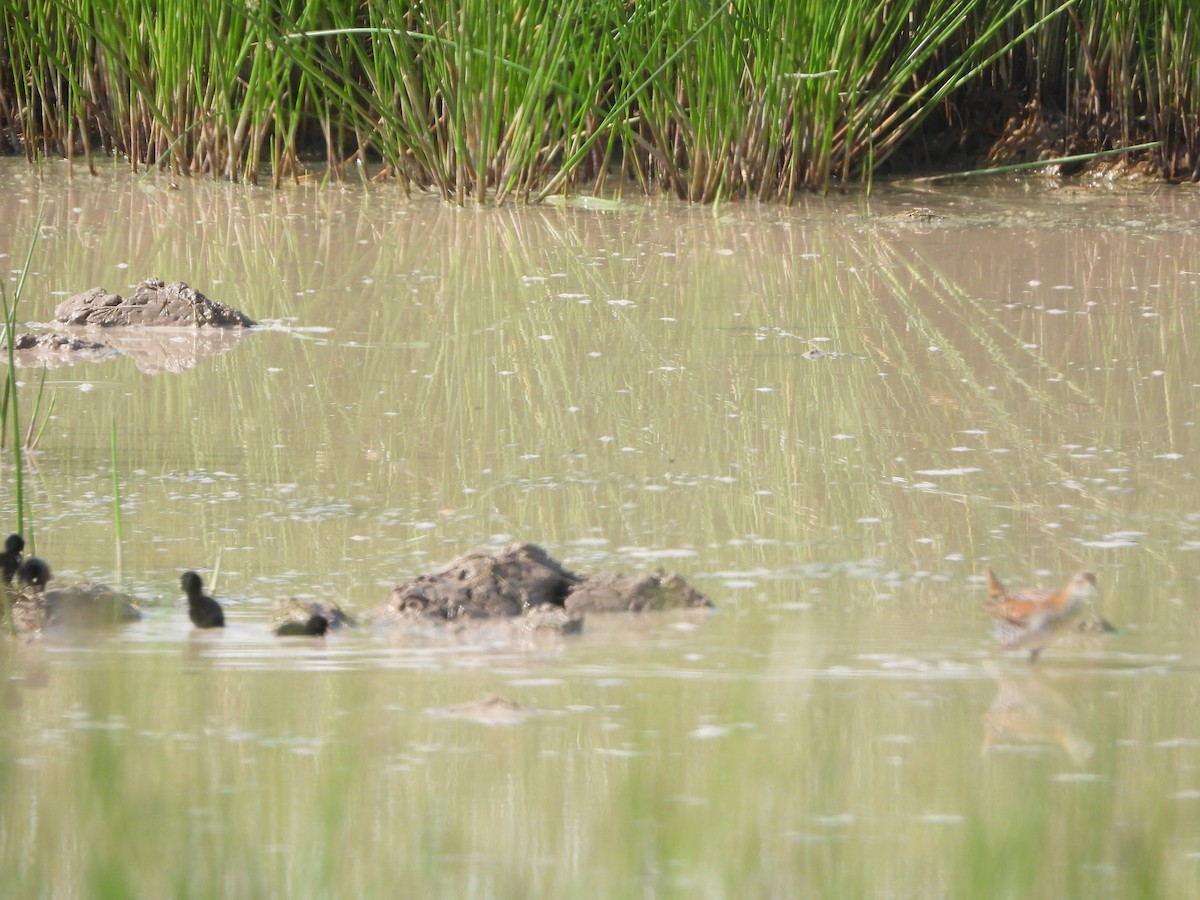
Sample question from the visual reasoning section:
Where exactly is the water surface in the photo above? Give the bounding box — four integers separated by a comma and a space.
2, 162, 1200, 895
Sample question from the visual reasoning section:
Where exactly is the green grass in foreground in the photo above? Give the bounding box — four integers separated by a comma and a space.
1, 0, 1195, 199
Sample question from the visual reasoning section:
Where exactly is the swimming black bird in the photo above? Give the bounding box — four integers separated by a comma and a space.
181, 571, 225, 628
1, 533, 25, 585
275, 614, 329, 637
17, 557, 51, 590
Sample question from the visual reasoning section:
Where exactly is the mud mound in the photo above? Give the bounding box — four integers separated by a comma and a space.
381, 543, 579, 621
6, 583, 142, 632
369, 542, 713, 628
565, 571, 714, 614
55, 278, 255, 328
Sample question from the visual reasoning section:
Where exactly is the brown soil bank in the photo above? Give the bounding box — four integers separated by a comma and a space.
367, 543, 714, 629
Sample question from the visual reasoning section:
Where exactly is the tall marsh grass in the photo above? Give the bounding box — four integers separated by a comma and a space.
2, 0, 1196, 198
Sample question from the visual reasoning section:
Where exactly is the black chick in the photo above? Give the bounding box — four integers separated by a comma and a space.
1, 533, 25, 585
275, 614, 329, 637
17, 557, 51, 590
181, 571, 225, 628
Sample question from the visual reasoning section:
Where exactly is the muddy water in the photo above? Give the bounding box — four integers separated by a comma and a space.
2, 161, 1200, 895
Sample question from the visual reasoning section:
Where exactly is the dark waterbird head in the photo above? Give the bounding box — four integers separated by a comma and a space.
18, 557, 51, 589
1, 533, 25, 584
181, 570, 203, 598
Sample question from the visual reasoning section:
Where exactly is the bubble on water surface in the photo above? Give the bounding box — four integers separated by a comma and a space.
690, 725, 731, 740
620, 547, 698, 561
813, 814, 855, 826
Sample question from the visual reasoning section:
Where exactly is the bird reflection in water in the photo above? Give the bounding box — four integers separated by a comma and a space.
981, 663, 1093, 765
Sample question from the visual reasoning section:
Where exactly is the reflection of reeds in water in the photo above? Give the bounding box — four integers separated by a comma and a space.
982, 665, 1093, 765
855, 215, 1191, 588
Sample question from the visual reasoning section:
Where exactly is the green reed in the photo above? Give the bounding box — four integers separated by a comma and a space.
0, 219, 41, 539
2, 0, 1195, 198
110, 415, 123, 582
21, 363, 54, 451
